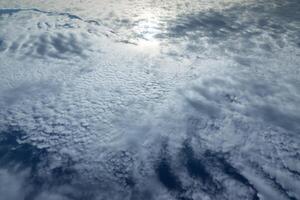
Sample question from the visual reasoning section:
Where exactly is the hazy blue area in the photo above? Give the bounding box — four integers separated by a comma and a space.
0, 0, 299, 199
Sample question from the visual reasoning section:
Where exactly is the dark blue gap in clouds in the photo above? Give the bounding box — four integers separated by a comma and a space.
204, 150, 299, 200
203, 151, 260, 200
155, 157, 193, 200
0, 38, 7, 52
107, 150, 136, 188
246, 159, 299, 200
155, 140, 193, 200
0, 128, 48, 200
180, 138, 261, 199
155, 158, 182, 191
0, 128, 79, 200
0, 8, 82, 20
155, 140, 262, 199
181, 141, 219, 189
0, 129, 47, 171
0, 8, 106, 27
0, 128, 159, 200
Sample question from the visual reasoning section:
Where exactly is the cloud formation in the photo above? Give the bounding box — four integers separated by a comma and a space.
0, 0, 299, 199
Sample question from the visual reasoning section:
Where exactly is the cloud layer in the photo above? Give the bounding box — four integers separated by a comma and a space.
0, 0, 299, 199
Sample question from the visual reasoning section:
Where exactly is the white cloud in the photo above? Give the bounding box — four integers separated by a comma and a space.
0, 0, 299, 199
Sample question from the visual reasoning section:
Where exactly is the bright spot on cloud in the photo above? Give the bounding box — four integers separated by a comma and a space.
132, 10, 162, 52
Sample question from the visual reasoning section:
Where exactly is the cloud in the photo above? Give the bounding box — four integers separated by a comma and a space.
158, 0, 300, 59
0, 8, 112, 61
0, 0, 299, 200
0, 169, 29, 200
0, 80, 62, 106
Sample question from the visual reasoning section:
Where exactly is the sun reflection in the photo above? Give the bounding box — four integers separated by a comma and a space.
132, 10, 162, 52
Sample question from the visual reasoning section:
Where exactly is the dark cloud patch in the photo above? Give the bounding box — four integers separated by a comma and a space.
271, 0, 300, 22
106, 151, 136, 188
246, 159, 299, 200
130, 189, 154, 200
9, 41, 20, 53
0, 80, 61, 106
22, 32, 90, 60
0, 38, 7, 51
50, 166, 77, 186
181, 142, 210, 182
166, 11, 237, 39
0, 8, 21, 16
184, 97, 221, 119
182, 147, 259, 199
0, 32, 91, 60
203, 151, 260, 200
155, 157, 182, 191
0, 8, 99, 60
183, 75, 300, 134
160, 0, 300, 57
0, 8, 83, 21
180, 142, 225, 198
248, 105, 300, 133
155, 142, 182, 192
165, 1, 299, 39
0, 127, 80, 200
